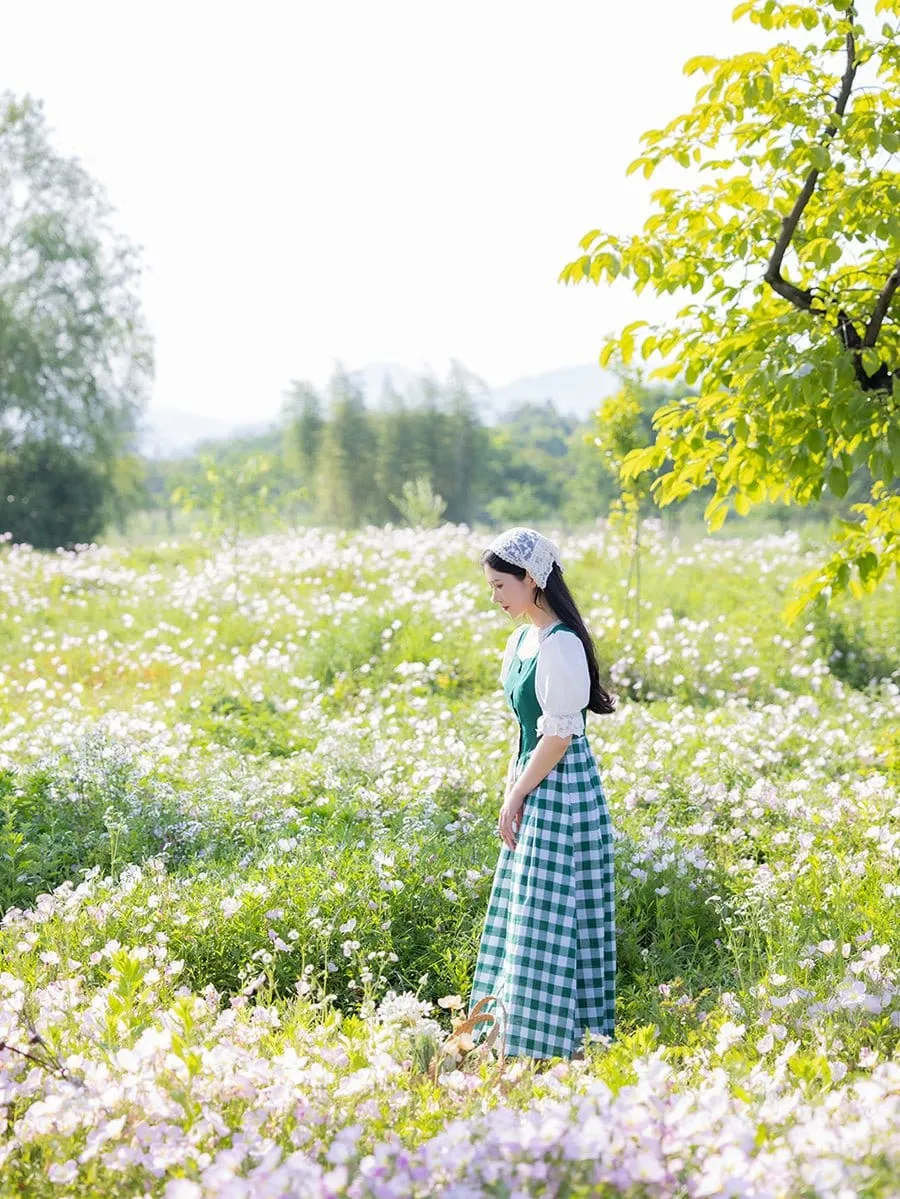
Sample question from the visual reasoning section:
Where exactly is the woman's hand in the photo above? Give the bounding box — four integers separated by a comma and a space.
498, 789, 526, 851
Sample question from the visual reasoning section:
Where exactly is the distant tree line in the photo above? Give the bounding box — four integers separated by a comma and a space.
135, 366, 870, 543
0, 88, 882, 554
135, 366, 698, 539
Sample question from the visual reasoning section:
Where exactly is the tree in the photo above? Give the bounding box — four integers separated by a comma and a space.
0, 93, 152, 472
315, 366, 377, 527
170, 452, 278, 601
486, 401, 576, 520
442, 358, 491, 524
591, 370, 702, 628
387, 475, 448, 529
560, 429, 619, 527
561, 0, 899, 620
592, 370, 703, 519
102, 450, 148, 536
281, 379, 325, 509
375, 380, 419, 524
408, 369, 454, 518
0, 439, 108, 549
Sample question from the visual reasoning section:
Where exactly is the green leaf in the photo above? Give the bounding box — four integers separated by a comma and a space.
869, 449, 892, 483
856, 552, 878, 583
619, 320, 649, 366
684, 55, 719, 75
782, 567, 829, 625
558, 16, 900, 604
622, 319, 650, 337
889, 423, 900, 474
826, 466, 848, 497
804, 427, 826, 454
704, 494, 729, 531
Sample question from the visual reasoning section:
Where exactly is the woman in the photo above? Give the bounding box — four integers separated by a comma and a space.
469, 526, 618, 1063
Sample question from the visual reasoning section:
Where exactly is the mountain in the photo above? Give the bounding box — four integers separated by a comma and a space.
138, 362, 621, 456
484, 363, 620, 423
344, 360, 620, 424
137, 409, 279, 458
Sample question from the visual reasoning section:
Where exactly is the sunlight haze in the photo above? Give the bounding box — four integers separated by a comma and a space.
2, 1, 758, 420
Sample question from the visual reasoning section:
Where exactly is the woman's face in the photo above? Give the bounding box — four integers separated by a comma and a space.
484, 563, 534, 619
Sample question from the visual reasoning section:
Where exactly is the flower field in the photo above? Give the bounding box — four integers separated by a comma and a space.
1, 521, 898, 1197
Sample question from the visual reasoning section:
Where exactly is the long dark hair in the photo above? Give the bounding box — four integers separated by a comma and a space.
480, 550, 617, 716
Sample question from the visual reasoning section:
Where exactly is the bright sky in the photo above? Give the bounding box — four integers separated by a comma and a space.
2, 1, 759, 421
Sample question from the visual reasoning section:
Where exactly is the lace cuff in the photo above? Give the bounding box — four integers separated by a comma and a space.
536, 711, 584, 738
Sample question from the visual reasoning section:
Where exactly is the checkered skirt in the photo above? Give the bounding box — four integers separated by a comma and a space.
468, 733, 616, 1058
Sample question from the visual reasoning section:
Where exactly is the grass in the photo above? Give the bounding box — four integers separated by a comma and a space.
0, 518, 898, 1195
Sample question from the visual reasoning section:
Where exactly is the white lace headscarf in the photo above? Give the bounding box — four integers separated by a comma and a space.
486, 526, 564, 590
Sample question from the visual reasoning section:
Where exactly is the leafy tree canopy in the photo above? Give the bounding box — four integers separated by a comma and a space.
562, 0, 899, 619
0, 438, 108, 549
0, 92, 152, 465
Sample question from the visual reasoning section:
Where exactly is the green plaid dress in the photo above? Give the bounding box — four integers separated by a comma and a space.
469, 622, 616, 1059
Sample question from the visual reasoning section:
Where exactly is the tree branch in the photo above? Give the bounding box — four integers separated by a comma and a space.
759, 22, 894, 393
763, 26, 858, 312
864, 258, 900, 347
837, 308, 893, 392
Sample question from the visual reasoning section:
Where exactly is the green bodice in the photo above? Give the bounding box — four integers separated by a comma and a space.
503, 622, 587, 767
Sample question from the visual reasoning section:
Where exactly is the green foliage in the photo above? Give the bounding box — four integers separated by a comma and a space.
388, 475, 448, 528
807, 593, 900, 689
190, 691, 316, 758
0, 92, 152, 467
0, 527, 898, 1194
0, 438, 109, 548
275, 362, 492, 530
171, 451, 278, 541
306, 361, 491, 528
315, 368, 379, 526
482, 401, 576, 523
376, 362, 491, 526
170, 452, 280, 601
280, 378, 325, 503
484, 481, 557, 526
0, 90, 153, 546
562, 1, 900, 620
590, 370, 706, 626
592, 371, 700, 522
134, 368, 864, 544
0, 756, 187, 913
101, 451, 151, 536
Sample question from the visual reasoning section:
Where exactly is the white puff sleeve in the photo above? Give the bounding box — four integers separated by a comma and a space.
535, 631, 590, 738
